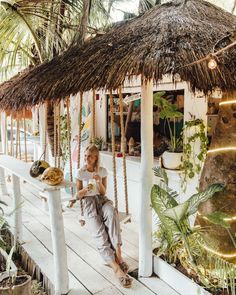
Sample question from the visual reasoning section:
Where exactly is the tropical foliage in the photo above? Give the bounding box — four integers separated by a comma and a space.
153, 92, 183, 152
152, 167, 236, 294
180, 119, 208, 190
0, 0, 159, 80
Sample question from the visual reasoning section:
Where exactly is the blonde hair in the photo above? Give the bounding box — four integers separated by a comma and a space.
84, 144, 100, 172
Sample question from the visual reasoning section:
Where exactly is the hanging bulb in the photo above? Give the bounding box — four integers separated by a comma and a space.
208, 58, 217, 70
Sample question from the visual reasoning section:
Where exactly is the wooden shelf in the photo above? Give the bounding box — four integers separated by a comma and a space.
108, 112, 128, 116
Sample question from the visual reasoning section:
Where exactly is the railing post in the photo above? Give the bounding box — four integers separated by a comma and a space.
0, 167, 8, 196
12, 174, 23, 245
46, 189, 69, 294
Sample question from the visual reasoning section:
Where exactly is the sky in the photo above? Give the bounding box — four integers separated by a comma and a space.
110, 0, 139, 21
111, 0, 236, 22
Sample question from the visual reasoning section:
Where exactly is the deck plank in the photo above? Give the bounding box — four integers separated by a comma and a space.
139, 277, 180, 295
22, 183, 139, 264
20, 196, 155, 294
1, 180, 178, 295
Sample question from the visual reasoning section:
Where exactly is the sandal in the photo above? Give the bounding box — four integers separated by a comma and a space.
119, 261, 129, 273
118, 274, 133, 288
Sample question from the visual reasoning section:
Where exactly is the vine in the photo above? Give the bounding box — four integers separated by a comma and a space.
181, 119, 208, 191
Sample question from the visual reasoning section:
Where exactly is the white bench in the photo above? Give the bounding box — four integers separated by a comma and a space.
0, 155, 71, 295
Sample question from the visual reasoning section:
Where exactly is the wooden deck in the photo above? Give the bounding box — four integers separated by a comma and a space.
2, 180, 179, 295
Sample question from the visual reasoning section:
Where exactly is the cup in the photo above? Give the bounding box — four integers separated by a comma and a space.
88, 179, 96, 193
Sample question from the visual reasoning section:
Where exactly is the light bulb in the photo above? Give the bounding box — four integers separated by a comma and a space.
208, 58, 217, 70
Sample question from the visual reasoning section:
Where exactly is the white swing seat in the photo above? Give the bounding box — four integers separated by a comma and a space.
118, 211, 131, 224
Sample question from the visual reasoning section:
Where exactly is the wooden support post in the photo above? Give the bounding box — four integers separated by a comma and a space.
139, 78, 153, 277
12, 174, 23, 245
0, 112, 7, 154
39, 105, 48, 162
46, 189, 69, 294
32, 107, 39, 161
0, 167, 8, 196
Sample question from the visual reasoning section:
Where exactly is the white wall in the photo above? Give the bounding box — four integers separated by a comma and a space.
70, 75, 208, 223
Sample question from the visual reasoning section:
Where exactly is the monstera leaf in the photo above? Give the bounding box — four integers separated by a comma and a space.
187, 183, 224, 216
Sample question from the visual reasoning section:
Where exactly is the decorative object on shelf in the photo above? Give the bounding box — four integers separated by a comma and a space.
93, 136, 104, 151
120, 137, 127, 153
151, 167, 236, 294
154, 93, 183, 169
41, 167, 64, 185
29, 160, 50, 178
180, 119, 208, 190
128, 137, 135, 156
107, 143, 112, 152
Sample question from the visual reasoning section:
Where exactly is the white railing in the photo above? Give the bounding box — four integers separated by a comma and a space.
0, 155, 70, 295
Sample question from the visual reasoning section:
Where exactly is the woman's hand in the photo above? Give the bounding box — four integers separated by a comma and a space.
93, 174, 102, 183
77, 186, 91, 199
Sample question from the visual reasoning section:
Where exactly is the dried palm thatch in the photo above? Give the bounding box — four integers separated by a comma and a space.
1, 0, 236, 111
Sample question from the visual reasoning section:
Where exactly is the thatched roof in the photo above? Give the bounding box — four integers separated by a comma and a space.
1, 0, 236, 111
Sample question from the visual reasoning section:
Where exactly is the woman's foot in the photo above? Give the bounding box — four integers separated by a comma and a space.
114, 265, 132, 288
110, 261, 132, 288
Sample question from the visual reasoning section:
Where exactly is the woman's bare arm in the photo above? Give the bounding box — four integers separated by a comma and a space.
76, 179, 89, 199
97, 176, 107, 196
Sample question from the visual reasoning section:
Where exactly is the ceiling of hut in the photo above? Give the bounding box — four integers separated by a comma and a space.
1, 0, 236, 111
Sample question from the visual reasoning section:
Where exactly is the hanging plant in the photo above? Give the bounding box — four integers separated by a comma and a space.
180, 119, 208, 191
60, 114, 70, 166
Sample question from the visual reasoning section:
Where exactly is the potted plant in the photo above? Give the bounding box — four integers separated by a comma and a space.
0, 201, 31, 295
151, 167, 236, 295
93, 136, 104, 151
180, 119, 208, 191
154, 93, 183, 170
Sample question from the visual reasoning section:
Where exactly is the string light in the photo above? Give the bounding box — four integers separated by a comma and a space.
219, 100, 236, 106
201, 244, 236, 259
208, 58, 217, 70
196, 213, 236, 257
207, 147, 236, 154
197, 212, 236, 222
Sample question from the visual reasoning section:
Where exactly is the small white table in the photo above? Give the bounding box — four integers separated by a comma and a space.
0, 155, 70, 295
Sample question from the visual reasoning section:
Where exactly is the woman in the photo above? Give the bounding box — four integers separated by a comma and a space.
75, 145, 133, 288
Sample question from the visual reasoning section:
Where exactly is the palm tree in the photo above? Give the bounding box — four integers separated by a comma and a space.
196, 91, 236, 261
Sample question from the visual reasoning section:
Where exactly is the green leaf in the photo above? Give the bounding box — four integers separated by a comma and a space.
164, 202, 189, 222
187, 183, 224, 215
151, 184, 179, 244
0, 215, 6, 230
153, 167, 168, 185
204, 212, 231, 228
6, 246, 15, 274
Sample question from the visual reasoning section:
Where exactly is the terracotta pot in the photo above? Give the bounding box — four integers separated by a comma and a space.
162, 151, 183, 170
0, 275, 31, 295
